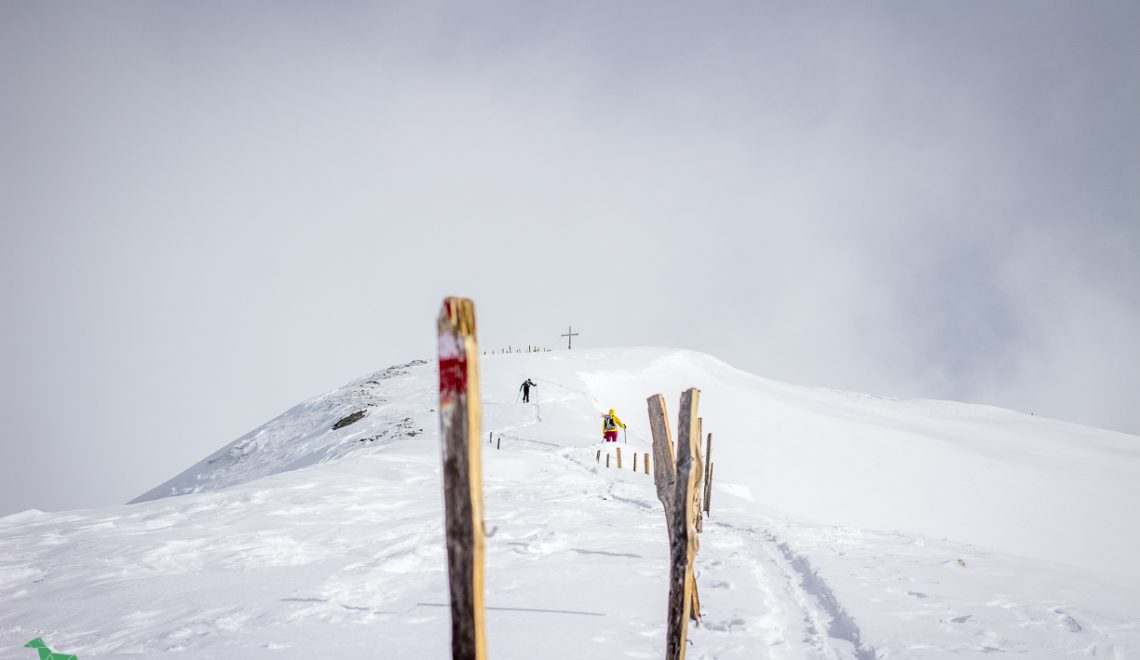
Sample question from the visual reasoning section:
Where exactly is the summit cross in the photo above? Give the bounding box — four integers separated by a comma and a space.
561, 326, 580, 350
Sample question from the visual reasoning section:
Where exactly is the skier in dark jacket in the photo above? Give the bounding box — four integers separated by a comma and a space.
519, 378, 538, 403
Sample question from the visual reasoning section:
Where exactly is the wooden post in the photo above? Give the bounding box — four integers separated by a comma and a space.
596, 449, 601, 463
488, 431, 492, 444
694, 418, 704, 533
633, 452, 638, 472
644, 452, 650, 475
647, 394, 677, 529
437, 297, 487, 660
617, 447, 622, 469
665, 388, 702, 658
703, 434, 713, 515
496, 437, 500, 450
704, 462, 714, 516
689, 413, 704, 618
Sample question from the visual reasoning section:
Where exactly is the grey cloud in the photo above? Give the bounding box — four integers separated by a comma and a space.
2, 0, 1137, 514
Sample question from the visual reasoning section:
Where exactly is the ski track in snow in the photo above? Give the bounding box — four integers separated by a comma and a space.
3, 348, 1139, 659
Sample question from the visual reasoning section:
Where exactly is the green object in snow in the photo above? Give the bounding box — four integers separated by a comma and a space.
24, 638, 78, 660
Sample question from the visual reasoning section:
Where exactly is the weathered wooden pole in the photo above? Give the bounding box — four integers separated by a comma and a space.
665, 388, 702, 658
617, 446, 623, 469
437, 297, 487, 660
689, 415, 704, 620
694, 418, 704, 533
633, 452, 638, 472
644, 452, 650, 475
596, 449, 601, 463
703, 434, 713, 515
647, 394, 677, 529
704, 462, 714, 516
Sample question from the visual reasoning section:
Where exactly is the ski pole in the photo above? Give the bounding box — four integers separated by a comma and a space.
624, 428, 627, 443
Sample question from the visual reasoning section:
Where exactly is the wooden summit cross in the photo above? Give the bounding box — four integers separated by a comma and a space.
561, 325, 579, 349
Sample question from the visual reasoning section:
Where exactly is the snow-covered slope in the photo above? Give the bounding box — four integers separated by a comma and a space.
3, 348, 1138, 659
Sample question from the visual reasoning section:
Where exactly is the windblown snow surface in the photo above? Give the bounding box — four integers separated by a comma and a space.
2, 348, 1139, 659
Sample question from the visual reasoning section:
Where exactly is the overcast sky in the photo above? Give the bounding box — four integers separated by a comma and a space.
3, 1, 1138, 516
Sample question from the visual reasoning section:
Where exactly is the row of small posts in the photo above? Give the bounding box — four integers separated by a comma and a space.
482, 345, 552, 355
438, 296, 714, 660
597, 446, 652, 474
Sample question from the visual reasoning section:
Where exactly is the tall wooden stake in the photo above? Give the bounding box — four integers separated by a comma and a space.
688, 412, 704, 620
655, 388, 703, 660
703, 434, 713, 515
437, 297, 487, 660
704, 463, 714, 516
647, 394, 677, 529
694, 418, 704, 533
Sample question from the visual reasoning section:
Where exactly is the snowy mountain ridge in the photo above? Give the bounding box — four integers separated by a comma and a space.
2, 347, 1138, 659
131, 359, 433, 503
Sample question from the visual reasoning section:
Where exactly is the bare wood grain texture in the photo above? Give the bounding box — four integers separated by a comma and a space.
703, 434, 713, 514
665, 388, 701, 659
437, 297, 487, 660
691, 580, 702, 624
694, 418, 704, 534
647, 394, 677, 529
688, 412, 704, 616
705, 462, 714, 516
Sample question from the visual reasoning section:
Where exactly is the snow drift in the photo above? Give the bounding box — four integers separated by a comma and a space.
2, 347, 1137, 659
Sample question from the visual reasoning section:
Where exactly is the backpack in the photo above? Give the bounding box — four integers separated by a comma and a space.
604, 414, 617, 431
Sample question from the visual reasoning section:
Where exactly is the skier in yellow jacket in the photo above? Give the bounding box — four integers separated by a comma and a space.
602, 409, 626, 442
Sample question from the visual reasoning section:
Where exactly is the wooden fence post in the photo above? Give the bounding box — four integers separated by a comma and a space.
689, 413, 704, 619
633, 452, 638, 472
617, 447, 622, 469
437, 297, 487, 660
596, 449, 601, 463
665, 388, 702, 659
647, 394, 677, 528
644, 452, 650, 475
703, 434, 713, 515
704, 462, 714, 516
694, 418, 704, 533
